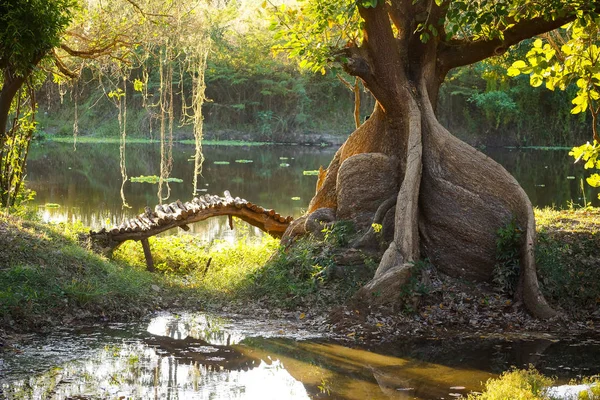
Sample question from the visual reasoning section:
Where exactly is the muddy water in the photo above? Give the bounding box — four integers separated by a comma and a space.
2, 312, 600, 399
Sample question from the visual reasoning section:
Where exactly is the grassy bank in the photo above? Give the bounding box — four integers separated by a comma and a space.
1, 207, 599, 334
0, 214, 279, 332
535, 207, 600, 316
467, 367, 599, 400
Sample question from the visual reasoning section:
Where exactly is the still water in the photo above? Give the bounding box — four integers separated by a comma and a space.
26, 141, 598, 242
2, 312, 600, 400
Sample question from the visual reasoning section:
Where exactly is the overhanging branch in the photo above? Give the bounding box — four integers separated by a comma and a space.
438, 13, 576, 71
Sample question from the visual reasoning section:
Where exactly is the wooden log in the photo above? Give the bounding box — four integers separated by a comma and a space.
197, 198, 208, 209
176, 200, 191, 217
167, 203, 184, 220
155, 205, 173, 222
179, 224, 190, 232
137, 216, 152, 230
110, 227, 120, 235
246, 202, 254, 209
131, 218, 144, 231
228, 215, 234, 230
255, 206, 264, 213
141, 238, 155, 272
278, 215, 286, 223
267, 209, 276, 217
185, 201, 198, 213
273, 212, 281, 220
286, 215, 294, 223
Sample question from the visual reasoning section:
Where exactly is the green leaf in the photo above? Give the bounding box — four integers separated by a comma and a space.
530, 74, 543, 88
133, 79, 144, 92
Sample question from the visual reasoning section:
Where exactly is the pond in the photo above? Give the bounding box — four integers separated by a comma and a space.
25, 141, 599, 242
2, 311, 600, 400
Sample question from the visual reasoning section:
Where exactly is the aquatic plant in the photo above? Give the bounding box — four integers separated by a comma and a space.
130, 175, 183, 184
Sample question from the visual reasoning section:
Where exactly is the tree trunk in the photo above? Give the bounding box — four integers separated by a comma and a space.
0, 71, 25, 137
285, 3, 556, 319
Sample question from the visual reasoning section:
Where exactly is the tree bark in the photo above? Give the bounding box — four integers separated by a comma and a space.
0, 70, 25, 137
289, 1, 557, 319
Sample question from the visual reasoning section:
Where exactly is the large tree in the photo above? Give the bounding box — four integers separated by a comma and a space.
276, 0, 600, 319
0, 0, 74, 207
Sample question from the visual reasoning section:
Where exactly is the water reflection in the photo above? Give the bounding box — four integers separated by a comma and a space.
2, 312, 600, 400
25, 143, 599, 243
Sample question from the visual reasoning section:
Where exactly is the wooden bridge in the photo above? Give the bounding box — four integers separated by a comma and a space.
89, 191, 293, 271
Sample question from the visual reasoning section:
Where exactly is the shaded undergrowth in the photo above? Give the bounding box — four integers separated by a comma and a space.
535, 207, 600, 316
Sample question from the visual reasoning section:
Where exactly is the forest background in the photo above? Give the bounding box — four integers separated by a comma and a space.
36, 0, 592, 148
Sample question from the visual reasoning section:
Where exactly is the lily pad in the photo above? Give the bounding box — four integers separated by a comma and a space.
131, 175, 183, 184
303, 170, 319, 176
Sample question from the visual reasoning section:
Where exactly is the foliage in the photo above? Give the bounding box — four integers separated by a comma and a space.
506, 17, 600, 193
468, 90, 518, 129
534, 207, 600, 315
439, 58, 590, 146
578, 377, 600, 400
570, 141, 600, 199
248, 220, 376, 308
494, 218, 522, 295
466, 366, 553, 400
398, 259, 432, 313
268, 0, 362, 74
0, 0, 74, 75
0, 0, 74, 208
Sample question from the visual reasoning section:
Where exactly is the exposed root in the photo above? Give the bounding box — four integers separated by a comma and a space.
374, 95, 422, 278
352, 194, 396, 250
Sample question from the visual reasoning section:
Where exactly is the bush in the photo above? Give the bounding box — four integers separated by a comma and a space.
467, 367, 553, 400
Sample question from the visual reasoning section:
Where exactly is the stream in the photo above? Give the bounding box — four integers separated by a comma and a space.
2, 312, 600, 399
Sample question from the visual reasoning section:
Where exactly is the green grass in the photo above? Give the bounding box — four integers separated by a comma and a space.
534, 207, 600, 316
113, 227, 278, 304
0, 216, 174, 331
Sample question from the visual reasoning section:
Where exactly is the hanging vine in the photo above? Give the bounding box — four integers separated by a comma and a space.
47, 0, 214, 210
192, 41, 210, 196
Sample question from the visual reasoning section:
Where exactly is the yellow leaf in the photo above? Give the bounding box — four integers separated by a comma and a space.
376, 322, 384, 328
299, 312, 306, 319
